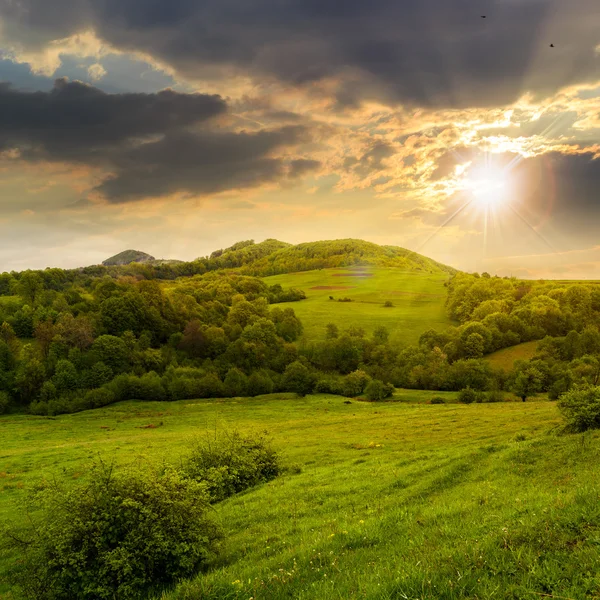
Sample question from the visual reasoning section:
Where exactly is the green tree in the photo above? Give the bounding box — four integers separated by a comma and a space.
558, 385, 600, 432
15, 271, 44, 305
282, 361, 314, 396
512, 367, 543, 402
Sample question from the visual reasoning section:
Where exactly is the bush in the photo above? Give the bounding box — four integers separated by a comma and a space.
83, 387, 116, 409
364, 379, 394, 401
3, 463, 221, 600
183, 431, 280, 502
558, 385, 600, 432
458, 387, 479, 404
314, 376, 344, 395
430, 396, 446, 404
246, 370, 274, 396
486, 389, 505, 403
342, 370, 371, 397
384, 300, 394, 308
282, 361, 314, 396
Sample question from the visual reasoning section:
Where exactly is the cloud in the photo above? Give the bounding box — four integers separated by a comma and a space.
95, 126, 318, 202
0, 78, 321, 201
2, 0, 600, 109
0, 78, 225, 155
87, 62, 106, 80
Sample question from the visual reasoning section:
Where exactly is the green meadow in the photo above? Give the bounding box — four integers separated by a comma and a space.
2, 395, 599, 600
264, 267, 454, 344
485, 341, 540, 371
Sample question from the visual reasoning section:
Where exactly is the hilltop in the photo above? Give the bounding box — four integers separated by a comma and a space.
102, 249, 156, 266
207, 238, 457, 276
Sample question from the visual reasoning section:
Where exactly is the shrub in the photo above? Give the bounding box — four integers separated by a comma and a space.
246, 370, 274, 396
558, 385, 600, 432
183, 431, 280, 502
458, 387, 478, 404
315, 376, 344, 395
486, 389, 505, 403
364, 379, 394, 401
83, 387, 116, 409
224, 367, 248, 397
342, 370, 371, 397
384, 300, 394, 308
430, 396, 446, 404
3, 463, 221, 600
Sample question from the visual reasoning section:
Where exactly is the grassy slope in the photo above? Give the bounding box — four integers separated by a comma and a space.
2, 396, 599, 600
264, 267, 454, 345
486, 341, 540, 371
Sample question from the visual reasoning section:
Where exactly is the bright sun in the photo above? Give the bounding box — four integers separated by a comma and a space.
466, 166, 509, 208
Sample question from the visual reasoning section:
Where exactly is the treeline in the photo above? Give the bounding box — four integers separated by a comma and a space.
380, 272, 600, 399
0, 238, 456, 294
0, 271, 309, 415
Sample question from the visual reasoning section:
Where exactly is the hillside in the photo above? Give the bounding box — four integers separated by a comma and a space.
264, 266, 453, 345
102, 249, 155, 266
2, 396, 598, 600
221, 238, 457, 277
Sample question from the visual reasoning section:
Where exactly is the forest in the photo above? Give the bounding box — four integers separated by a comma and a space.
0, 239, 599, 417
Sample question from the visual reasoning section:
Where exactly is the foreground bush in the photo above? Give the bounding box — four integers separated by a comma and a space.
3, 463, 221, 600
558, 385, 600, 432
183, 431, 280, 502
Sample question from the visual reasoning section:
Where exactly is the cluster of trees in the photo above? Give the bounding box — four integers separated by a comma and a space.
0, 270, 312, 415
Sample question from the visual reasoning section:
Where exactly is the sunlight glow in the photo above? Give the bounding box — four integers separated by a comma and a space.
466, 166, 509, 208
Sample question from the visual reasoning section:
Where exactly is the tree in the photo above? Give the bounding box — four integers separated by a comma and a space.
35, 320, 56, 360
15, 271, 44, 305
558, 385, 600, 432
53, 359, 79, 392
325, 323, 339, 339
282, 361, 314, 396
512, 367, 543, 402
373, 326, 389, 345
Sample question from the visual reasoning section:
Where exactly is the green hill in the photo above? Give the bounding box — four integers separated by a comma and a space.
264, 266, 454, 345
214, 238, 457, 276
102, 249, 155, 266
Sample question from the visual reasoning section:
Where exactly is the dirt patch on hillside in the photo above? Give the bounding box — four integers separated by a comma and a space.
390, 290, 444, 297
331, 273, 374, 278
310, 285, 354, 290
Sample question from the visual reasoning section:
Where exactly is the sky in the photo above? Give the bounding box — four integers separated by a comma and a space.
0, 0, 599, 278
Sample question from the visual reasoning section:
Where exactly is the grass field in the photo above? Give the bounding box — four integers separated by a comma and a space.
2, 394, 599, 600
264, 267, 454, 345
486, 341, 540, 371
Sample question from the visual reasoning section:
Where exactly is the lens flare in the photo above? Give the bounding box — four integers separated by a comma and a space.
466, 166, 509, 208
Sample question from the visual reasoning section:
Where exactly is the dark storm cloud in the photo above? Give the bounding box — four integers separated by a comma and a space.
95, 126, 318, 202
2, 0, 599, 108
0, 79, 319, 201
0, 78, 225, 156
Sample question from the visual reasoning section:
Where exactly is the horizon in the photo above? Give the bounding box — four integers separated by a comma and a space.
0, 1, 599, 278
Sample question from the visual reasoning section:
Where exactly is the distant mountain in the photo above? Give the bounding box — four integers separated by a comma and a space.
102, 250, 156, 266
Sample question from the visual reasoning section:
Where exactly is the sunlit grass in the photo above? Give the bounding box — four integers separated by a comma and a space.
264, 267, 454, 345
2, 395, 599, 599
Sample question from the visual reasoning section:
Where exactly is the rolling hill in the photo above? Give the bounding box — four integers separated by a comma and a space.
264, 266, 454, 345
